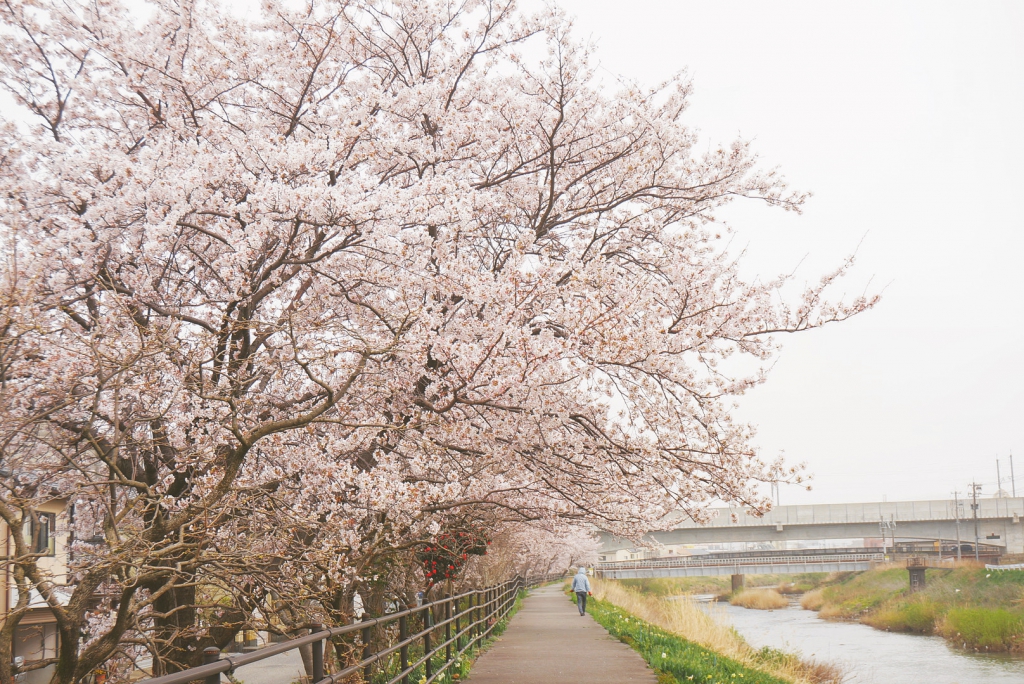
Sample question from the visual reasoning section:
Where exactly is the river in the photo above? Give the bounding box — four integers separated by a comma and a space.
705, 598, 1024, 684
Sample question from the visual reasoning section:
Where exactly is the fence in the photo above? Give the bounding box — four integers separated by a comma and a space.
143, 573, 565, 684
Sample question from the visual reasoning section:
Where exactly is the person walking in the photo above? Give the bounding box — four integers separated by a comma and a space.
572, 567, 592, 616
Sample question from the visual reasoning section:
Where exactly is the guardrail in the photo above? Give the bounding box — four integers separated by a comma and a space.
987, 563, 1024, 571
598, 553, 884, 571
143, 573, 565, 684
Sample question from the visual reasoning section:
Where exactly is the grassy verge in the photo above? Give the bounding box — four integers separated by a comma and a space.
802, 565, 1024, 652
583, 580, 843, 684
585, 592, 790, 684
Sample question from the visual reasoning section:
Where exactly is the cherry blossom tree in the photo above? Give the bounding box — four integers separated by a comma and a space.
0, 0, 876, 681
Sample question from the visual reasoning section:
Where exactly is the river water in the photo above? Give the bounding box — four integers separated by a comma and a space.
706, 599, 1024, 684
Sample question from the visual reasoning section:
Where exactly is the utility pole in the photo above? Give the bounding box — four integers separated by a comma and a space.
1012, 452, 1017, 498
997, 459, 1002, 496
879, 516, 896, 560
952, 492, 962, 561
969, 482, 982, 562
890, 515, 897, 557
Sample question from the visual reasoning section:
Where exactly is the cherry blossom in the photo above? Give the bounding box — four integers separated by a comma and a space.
0, 0, 875, 681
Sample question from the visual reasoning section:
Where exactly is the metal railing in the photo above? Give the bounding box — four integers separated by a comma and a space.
143, 573, 565, 684
598, 553, 884, 571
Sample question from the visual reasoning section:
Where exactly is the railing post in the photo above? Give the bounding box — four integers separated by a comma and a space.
479, 590, 486, 637
423, 604, 433, 681
454, 596, 462, 651
310, 624, 324, 684
399, 611, 409, 684
202, 647, 220, 684
473, 591, 480, 642
361, 615, 372, 682
445, 595, 452, 663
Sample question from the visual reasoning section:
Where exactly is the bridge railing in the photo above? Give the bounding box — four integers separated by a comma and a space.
598, 553, 884, 571
142, 572, 565, 684
657, 497, 1024, 529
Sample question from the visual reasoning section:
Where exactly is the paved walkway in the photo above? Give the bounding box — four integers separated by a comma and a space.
466, 584, 658, 683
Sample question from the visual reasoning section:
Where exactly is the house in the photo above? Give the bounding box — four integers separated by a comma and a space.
1, 499, 71, 684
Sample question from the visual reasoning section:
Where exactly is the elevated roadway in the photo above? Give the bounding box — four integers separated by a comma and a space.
599, 497, 1024, 555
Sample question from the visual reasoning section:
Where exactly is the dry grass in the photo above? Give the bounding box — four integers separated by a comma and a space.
591, 577, 746, 659
731, 589, 790, 610
590, 579, 844, 684
800, 589, 825, 611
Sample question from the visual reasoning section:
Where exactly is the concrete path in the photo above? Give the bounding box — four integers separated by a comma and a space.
229, 649, 306, 684
466, 584, 658, 684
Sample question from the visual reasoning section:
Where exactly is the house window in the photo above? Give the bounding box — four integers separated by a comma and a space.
24, 512, 56, 555
13, 622, 59, 661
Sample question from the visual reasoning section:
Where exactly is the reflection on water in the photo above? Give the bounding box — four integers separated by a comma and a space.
707, 599, 1024, 684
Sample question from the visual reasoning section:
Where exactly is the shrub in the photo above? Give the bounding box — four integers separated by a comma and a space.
800, 589, 825, 611
863, 599, 938, 633
730, 589, 789, 610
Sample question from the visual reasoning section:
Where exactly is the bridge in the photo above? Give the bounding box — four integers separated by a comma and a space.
598, 497, 1024, 556
596, 551, 883, 580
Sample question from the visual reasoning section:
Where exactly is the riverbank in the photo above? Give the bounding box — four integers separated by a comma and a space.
584, 579, 842, 683
719, 598, 1024, 684
800, 564, 1024, 652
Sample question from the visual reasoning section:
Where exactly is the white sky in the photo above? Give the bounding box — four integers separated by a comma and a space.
533, 0, 1024, 505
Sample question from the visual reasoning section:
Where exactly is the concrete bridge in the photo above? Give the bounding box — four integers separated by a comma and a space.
596, 551, 883, 580
599, 497, 1024, 555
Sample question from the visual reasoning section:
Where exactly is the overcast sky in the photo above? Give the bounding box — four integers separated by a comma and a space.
528, 0, 1024, 505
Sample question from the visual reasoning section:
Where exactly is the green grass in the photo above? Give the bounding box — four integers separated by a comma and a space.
864, 597, 940, 633
939, 607, 1024, 651
584, 594, 789, 684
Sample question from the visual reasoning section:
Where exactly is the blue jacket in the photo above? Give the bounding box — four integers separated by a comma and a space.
571, 570, 591, 593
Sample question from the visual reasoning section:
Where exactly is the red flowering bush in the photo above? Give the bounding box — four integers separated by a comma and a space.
418, 526, 491, 587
